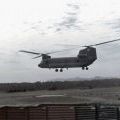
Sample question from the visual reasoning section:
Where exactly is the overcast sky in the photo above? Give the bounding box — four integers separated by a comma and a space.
0, 0, 120, 83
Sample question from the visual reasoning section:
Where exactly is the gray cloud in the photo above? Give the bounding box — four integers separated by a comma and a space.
22, 3, 81, 34
22, 20, 48, 35
54, 3, 81, 32
105, 18, 120, 32
65, 12, 77, 16
67, 4, 80, 10
57, 17, 78, 29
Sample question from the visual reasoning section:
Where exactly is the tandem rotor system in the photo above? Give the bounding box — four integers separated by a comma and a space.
19, 38, 120, 72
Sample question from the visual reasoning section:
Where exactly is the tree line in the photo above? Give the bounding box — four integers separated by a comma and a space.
0, 78, 120, 92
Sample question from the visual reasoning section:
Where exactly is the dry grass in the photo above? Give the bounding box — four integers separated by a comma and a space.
0, 87, 120, 106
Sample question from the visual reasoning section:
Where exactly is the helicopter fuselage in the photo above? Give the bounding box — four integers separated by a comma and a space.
39, 57, 96, 68
20, 38, 120, 72
38, 47, 97, 70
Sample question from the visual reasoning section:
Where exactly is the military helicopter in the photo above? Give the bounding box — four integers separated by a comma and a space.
20, 39, 120, 72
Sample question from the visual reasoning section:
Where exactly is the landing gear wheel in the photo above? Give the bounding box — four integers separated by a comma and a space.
55, 69, 58, 72
86, 67, 88, 70
60, 69, 63, 72
82, 67, 85, 70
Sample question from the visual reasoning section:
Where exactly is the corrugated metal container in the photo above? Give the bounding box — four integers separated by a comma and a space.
98, 106, 118, 120
0, 108, 6, 120
75, 104, 96, 120
0, 107, 26, 120
47, 105, 75, 120
0, 104, 119, 120
29, 107, 46, 120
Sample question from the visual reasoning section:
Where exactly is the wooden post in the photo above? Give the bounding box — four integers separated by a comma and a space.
5, 107, 8, 120
74, 106, 77, 120
95, 104, 99, 120
25, 107, 29, 120
117, 107, 119, 120
45, 106, 48, 120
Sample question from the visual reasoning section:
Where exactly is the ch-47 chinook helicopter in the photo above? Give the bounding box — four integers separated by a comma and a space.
20, 39, 120, 72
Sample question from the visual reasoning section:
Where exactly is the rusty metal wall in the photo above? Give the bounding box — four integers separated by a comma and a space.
0, 107, 27, 120
47, 105, 75, 120
98, 106, 119, 120
29, 107, 46, 120
0, 104, 119, 120
75, 104, 96, 120
0, 108, 6, 120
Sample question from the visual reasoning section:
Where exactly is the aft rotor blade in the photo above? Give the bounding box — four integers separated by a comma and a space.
88, 38, 120, 47
19, 50, 41, 55
57, 38, 120, 47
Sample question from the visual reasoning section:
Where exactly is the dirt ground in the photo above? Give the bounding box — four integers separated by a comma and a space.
0, 87, 120, 106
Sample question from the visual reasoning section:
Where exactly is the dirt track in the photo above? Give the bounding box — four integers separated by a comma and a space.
0, 87, 120, 106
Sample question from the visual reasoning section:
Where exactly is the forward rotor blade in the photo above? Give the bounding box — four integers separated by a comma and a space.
19, 50, 40, 55
32, 55, 42, 59
88, 38, 120, 47
33, 48, 77, 59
